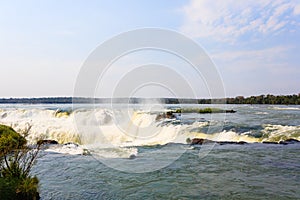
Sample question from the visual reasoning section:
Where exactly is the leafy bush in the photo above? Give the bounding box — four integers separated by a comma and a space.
0, 176, 39, 200
0, 124, 40, 200
0, 125, 26, 156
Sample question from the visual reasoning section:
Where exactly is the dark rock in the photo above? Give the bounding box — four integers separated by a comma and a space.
129, 154, 136, 159
284, 138, 299, 143
190, 138, 247, 145
191, 138, 204, 145
225, 110, 236, 113
64, 142, 79, 147
279, 141, 288, 145
279, 139, 300, 145
166, 111, 175, 118
217, 141, 247, 145
190, 138, 214, 145
156, 112, 176, 121
262, 141, 278, 144
37, 140, 58, 145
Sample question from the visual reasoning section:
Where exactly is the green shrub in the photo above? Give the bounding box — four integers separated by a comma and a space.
0, 176, 39, 200
0, 124, 40, 199
0, 125, 26, 156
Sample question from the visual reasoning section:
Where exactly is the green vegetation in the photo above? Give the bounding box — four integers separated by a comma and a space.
0, 124, 40, 200
174, 108, 236, 113
0, 94, 299, 104
156, 107, 236, 120
225, 94, 300, 105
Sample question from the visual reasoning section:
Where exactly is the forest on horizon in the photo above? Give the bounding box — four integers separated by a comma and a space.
0, 94, 299, 105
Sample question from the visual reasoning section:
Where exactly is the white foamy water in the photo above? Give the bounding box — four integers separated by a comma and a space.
1, 104, 300, 157
261, 124, 300, 142
269, 106, 300, 111
0, 107, 202, 151
0, 108, 79, 144
45, 143, 85, 155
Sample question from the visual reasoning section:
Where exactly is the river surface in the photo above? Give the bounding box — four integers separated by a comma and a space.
0, 104, 299, 199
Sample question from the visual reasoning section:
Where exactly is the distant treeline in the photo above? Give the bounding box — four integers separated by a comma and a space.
225, 94, 300, 105
0, 94, 299, 104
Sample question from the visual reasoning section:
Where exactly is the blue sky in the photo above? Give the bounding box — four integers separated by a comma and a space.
0, 0, 299, 98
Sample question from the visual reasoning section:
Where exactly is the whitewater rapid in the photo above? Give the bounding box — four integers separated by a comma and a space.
0, 105, 300, 157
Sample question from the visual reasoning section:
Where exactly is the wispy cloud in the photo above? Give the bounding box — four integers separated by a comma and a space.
211, 45, 296, 76
212, 46, 290, 63
180, 0, 300, 43
294, 4, 300, 15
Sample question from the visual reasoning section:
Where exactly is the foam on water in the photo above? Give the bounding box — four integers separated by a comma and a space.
45, 143, 85, 155
255, 112, 268, 115
0, 108, 81, 144
189, 131, 260, 143
88, 147, 138, 158
0, 107, 299, 157
269, 106, 300, 111
260, 124, 300, 142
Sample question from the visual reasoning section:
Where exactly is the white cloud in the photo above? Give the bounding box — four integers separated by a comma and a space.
211, 45, 299, 96
211, 45, 292, 73
294, 4, 300, 15
212, 46, 288, 61
180, 0, 300, 42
